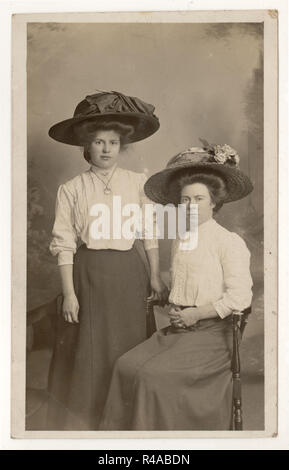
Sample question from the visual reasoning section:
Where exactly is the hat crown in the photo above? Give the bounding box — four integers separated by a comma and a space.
167, 142, 240, 170
167, 148, 211, 169
73, 91, 157, 119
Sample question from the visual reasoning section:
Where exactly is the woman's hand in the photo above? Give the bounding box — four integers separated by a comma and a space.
180, 307, 200, 327
169, 303, 219, 328
169, 306, 200, 328
59, 264, 79, 323
149, 275, 169, 306
168, 305, 185, 329
62, 293, 79, 323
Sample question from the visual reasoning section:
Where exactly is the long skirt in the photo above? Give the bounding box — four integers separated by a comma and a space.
99, 317, 233, 430
46, 243, 150, 430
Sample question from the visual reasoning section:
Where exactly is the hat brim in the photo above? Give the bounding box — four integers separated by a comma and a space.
48, 112, 160, 145
144, 162, 254, 204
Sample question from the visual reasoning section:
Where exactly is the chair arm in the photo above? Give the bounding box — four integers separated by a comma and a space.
232, 306, 252, 338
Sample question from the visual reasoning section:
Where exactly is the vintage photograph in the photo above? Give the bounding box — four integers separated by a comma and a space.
11, 10, 278, 438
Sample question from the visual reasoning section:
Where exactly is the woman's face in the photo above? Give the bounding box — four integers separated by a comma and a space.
88, 129, 121, 169
180, 183, 215, 226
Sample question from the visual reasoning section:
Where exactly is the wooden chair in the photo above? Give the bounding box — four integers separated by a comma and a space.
146, 298, 252, 431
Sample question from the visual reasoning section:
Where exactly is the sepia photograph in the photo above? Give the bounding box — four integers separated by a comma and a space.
11, 9, 278, 439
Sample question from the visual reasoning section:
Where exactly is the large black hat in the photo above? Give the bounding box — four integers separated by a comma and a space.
49, 91, 160, 145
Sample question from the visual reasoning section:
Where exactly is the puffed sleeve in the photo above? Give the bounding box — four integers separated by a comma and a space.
49, 184, 78, 266
213, 233, 253, 318
138, 173, 159, 251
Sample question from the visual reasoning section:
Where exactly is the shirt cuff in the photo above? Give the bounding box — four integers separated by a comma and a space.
57, 251, 74, 266
143, 238, 159, 251
213, 299, 233, 319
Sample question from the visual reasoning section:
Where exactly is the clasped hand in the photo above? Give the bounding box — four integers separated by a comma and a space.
168, 305, 200, 329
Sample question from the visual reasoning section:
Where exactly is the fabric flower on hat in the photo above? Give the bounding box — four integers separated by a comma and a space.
216, 144, 240, 166
199, 139, 240, 167
213, 144, 240, 166
213, 145, 229, 164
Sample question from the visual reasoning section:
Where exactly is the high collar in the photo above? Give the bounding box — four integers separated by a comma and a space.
178, 217, 216, 242
197, 217, 216, 233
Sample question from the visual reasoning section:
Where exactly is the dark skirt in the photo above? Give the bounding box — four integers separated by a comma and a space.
46, 243, 150, 430
99, 317, 233, 431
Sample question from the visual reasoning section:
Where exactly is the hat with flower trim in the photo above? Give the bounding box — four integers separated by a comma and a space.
144, 139, 253, 205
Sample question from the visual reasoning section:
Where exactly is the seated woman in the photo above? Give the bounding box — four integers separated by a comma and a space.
99, 141, 253, 431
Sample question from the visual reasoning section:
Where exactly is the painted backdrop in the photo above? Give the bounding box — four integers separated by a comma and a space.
26, 21, 264, 430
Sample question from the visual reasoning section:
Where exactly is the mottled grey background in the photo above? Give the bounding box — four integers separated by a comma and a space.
27, 22, 264, 429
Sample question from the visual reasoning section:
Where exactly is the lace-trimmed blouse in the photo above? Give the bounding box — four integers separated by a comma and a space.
169, 218, 253, 318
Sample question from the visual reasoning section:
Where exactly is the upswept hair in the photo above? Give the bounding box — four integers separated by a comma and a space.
169, 170, 228, 213
73, 120, 134, 162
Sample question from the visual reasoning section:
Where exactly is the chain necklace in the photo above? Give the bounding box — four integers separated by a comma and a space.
90, 164, 117, 195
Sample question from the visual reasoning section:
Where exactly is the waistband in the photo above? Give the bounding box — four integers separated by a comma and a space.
77, 242, 136, 254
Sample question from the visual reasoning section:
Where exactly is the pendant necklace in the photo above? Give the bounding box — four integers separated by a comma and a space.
91, 165, 117, 195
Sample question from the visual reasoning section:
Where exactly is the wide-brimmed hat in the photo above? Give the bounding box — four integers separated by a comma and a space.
144, 139, 253, 204
48, 90, 160, 145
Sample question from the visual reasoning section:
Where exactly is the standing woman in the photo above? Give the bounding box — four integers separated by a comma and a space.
47, 91, 168, 430
100, 141, 253, 431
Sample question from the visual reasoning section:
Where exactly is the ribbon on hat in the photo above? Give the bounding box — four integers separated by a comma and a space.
75, 91, 156, 117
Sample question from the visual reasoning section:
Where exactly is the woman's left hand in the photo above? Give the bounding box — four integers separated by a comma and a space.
150, 276, 169, 306
169, 307, 200, 328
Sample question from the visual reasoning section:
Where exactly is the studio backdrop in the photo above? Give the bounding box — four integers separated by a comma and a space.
26, 20, 264, 431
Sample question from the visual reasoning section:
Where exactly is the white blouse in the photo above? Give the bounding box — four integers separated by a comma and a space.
49, 166, 158, 266
169, 218, 253, 318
